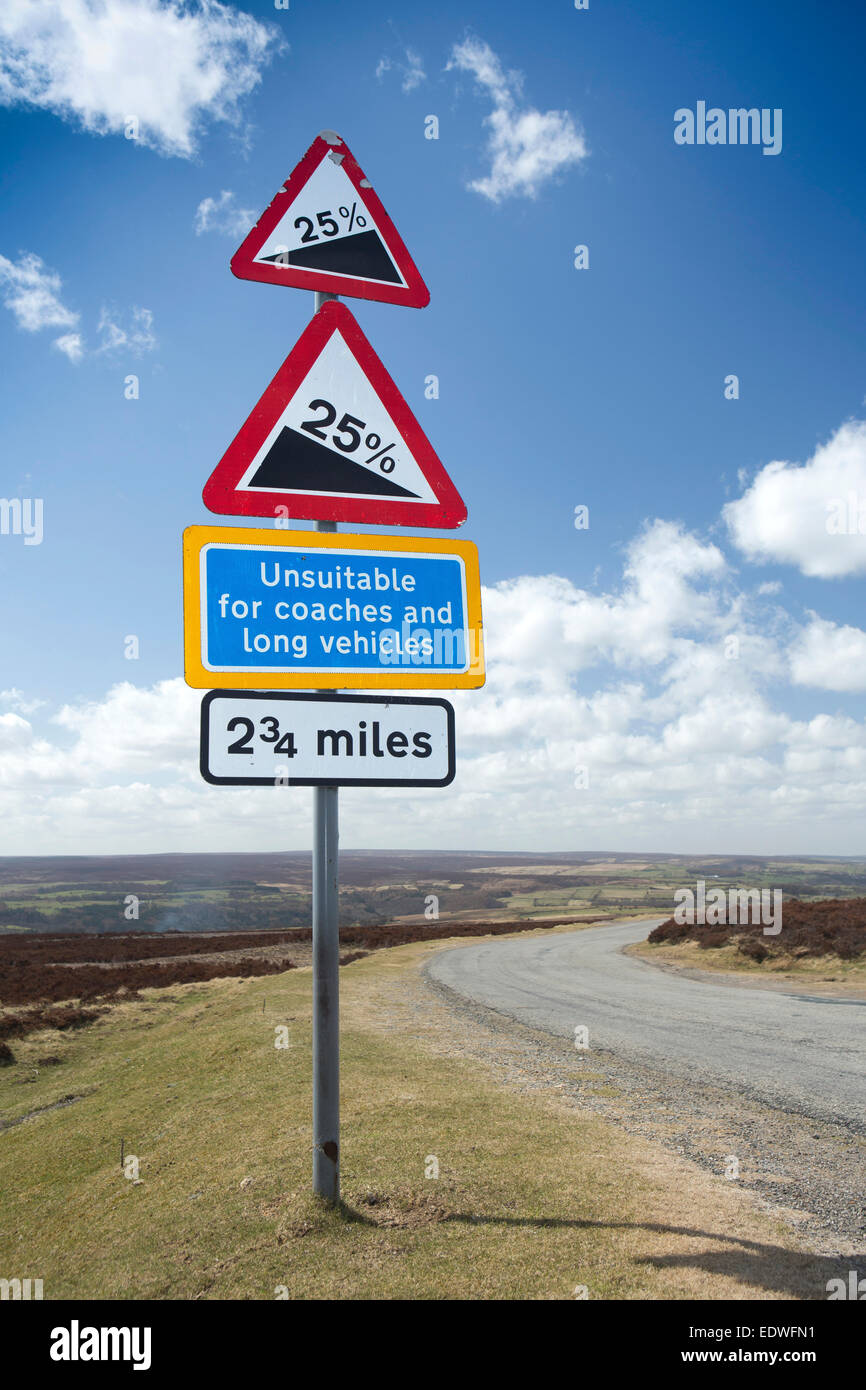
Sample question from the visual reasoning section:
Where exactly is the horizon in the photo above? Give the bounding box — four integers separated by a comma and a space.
1, 847, 863, 863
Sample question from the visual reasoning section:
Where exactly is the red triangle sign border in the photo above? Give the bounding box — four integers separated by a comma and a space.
202, 301, 467, 530
230, 131, 430, 309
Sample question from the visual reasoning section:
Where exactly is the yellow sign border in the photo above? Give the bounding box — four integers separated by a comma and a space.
182, 525, 485, 690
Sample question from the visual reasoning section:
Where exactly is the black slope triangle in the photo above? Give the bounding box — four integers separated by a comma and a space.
246, 426, 420, 498
260, 229, 403, 285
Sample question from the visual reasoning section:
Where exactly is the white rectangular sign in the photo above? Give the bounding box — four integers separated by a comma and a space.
201, 690, 455, 787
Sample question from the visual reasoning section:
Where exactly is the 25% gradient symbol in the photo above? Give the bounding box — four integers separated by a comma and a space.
292, 202, 368, 245
300, 400, 397, 474
339, 202, 367, 232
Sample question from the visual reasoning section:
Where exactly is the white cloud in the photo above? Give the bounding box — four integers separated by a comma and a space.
53, 679, 200, 776
0, 250, 87, 359
194, 188, 255, 237
724, 420, 866, 578
0, 0, 279, 158
0, 688, 46, 715
447, 36, 587, 202
480, 520, 729, 694
0, 251, 154, 360
376, 46, 425, 93
789, 615, 866, 692
53, 331, 85, 362
0, 250, 79, 337
0, 711, 34, 749
95, 305, 156, 355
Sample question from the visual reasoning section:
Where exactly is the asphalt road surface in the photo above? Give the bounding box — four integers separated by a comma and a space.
427, 918, 866, 1133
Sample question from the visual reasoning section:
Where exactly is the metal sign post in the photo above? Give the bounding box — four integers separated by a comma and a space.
184, 140, 484, 1208
311, 294, 340, 1201
312, 699, 340, 1200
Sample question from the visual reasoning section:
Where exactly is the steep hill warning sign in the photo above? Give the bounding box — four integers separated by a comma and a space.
230, 131, 430, 308
202, 301, 467, 529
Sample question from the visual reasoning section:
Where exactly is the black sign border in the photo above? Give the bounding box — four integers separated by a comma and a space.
200, 690, 456, 788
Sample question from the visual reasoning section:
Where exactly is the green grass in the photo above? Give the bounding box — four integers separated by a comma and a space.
0, 974, 640, 1299
0, 941, 826, 1301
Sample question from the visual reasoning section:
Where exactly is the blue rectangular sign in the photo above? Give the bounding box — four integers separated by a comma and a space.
182, 527, 485, 691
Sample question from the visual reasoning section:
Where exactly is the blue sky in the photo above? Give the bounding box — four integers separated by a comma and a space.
2, 0, 866, 854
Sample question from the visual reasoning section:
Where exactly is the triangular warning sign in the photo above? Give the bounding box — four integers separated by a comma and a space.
230, 131, 430, 308
202, 301, 467, 529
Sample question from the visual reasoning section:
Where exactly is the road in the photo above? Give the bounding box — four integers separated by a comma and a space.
427, 918, 866, 1132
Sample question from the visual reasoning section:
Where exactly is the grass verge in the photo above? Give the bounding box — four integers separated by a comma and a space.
0, 936, 828, 1299
628, 938, 866, 997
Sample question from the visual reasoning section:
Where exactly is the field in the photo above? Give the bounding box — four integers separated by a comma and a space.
2, 850, 864, 1039
2, 850, 866, 936
3, 852, 865, 1058
1, 854, 861, 1300
0, 916, 598, 1050
0, 933, 831, 1301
